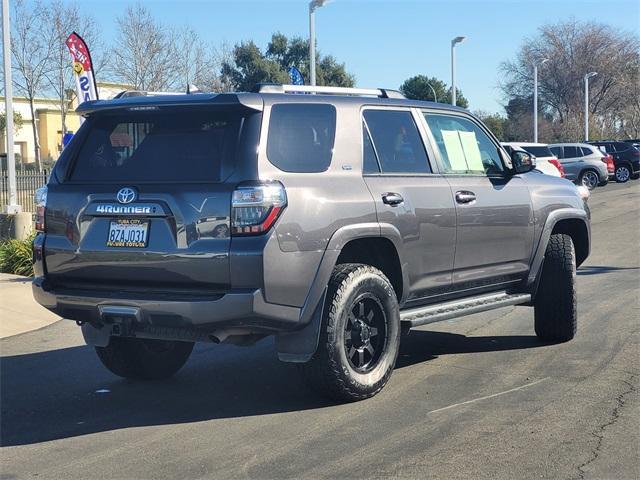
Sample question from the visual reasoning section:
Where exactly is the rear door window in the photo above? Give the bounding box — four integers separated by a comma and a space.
70, 110, 244, 182
363, 110, 431, 174
266, 104, 336, 173
362, 123, 381, 174
563, 146, 580, 158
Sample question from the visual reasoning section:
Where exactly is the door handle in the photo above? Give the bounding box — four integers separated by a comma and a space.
455, 191, 476, 204
382, 192, 404, 206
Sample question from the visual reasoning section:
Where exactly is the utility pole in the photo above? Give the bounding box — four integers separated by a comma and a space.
533, 59, 548, 143
2, 0, 20, 214
584, 72, 598, 141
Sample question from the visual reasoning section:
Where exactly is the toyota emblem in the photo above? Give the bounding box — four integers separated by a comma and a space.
116, 187, 137, 204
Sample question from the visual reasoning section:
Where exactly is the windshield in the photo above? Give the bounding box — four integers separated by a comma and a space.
69, 109, 246, 182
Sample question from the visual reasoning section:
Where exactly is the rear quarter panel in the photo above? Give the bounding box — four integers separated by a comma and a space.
256, 98, 378, 307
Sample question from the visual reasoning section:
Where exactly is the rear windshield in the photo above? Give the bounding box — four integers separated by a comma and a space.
521, 145, 553, 158
69, 110, 244, 182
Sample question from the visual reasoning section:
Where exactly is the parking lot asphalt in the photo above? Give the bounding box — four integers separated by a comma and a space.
1, 181, 638, 480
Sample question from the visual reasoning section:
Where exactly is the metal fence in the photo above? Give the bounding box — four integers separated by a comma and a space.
0, 170, 48, 213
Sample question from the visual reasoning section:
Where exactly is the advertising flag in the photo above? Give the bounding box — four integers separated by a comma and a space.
65, 32, 99, 105
288, 66, 305, 85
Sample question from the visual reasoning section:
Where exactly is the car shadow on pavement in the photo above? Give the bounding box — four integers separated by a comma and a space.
577, 265, 640, 276
1, 330, 546, 447
396, 330, 544, 368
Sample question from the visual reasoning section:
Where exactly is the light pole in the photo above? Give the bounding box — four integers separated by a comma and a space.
309, 0, 329, 86
584, 71, 597, 141
2, 0, 20, 214
426, 82, 438, 103
533, 58, 548, 143
451, 36, 465, 106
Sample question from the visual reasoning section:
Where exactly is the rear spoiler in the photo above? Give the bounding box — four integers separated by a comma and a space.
75, 93, 264, 116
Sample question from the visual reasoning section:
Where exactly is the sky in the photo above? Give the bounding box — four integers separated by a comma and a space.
79, 0, 639, 114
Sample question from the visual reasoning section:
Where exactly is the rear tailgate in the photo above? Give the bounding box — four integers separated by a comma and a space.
43, 105, 260, 294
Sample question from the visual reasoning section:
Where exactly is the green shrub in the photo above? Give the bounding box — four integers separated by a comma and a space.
0, 233, 35, 276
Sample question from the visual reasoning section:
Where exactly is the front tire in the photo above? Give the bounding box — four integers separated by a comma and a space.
299, 263, 400, 402
95, 337, 194, 380
534, 234, 577, 342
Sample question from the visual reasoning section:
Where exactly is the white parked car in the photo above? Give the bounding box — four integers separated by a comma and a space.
502, 142, 564, 177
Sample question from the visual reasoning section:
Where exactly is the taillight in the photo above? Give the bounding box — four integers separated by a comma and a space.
231, 182, 287, 236
602, 155, 614, 173
549, 158, 565, 178
34, 186, 48, 232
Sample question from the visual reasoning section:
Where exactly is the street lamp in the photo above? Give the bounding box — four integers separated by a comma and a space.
426, 82, 438, 103
451, 36, 465, 106
584, 71, 598, 141
533, 58, 548, 143
309, 0, 329, 86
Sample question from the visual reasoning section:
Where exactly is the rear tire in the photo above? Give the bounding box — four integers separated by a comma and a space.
299, 263, 400, 402
95, 337, 194, 380
579, 169, 599, 190
534, 234, 577, 342
614, 164, 631, 183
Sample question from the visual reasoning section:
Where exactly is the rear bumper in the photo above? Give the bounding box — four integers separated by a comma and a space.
32, 276, 301, 333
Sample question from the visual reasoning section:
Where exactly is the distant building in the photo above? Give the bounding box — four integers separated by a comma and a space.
1, 82, 133, 168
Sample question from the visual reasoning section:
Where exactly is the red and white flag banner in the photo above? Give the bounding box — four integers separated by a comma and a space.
65, 32, 99, 104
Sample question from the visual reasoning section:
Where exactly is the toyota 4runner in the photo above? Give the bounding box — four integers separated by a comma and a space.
32, 84, 590, 401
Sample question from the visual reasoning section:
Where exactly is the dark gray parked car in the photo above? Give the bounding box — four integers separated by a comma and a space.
32, 85, 591, 401
548, 143, 609, 189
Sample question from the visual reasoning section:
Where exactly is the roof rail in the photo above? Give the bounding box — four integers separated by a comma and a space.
255, 83, 405, 99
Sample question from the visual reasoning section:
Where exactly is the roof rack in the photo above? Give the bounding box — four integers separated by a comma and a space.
113, 90, 184, 99
255, 83, 405, 99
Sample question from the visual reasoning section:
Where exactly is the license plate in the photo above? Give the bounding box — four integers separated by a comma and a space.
106, 219, 149, 248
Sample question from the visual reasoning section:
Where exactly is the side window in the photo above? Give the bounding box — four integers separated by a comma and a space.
362, 123, 380, 174
613, 142, 629, 152
564, 146, 580, 158
424, 113, 504, 175
266, 103, 336, 173
362, 110, 431, 174
550, 146, 563, 158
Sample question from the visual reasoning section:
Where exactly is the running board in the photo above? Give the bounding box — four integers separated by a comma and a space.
400, 291, 531, 327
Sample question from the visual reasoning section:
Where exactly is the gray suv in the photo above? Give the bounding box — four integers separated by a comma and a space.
548, 143, 609, 189
32, 84, 590, 401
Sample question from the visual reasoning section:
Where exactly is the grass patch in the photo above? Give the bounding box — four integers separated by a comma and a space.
0, 233, 35, 276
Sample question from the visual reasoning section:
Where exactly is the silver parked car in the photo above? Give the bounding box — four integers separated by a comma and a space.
549, 143, 609, 189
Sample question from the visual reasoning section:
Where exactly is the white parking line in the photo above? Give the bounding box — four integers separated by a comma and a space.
428, 377, 550, 414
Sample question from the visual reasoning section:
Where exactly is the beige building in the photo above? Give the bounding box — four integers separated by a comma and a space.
1, 82, 132, 168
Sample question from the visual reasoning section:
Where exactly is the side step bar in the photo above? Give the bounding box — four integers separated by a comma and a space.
400, 291, 531, 328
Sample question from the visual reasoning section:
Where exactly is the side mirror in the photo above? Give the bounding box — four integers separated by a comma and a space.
511, 150, 535, 174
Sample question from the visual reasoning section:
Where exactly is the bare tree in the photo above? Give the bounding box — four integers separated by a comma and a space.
45, 0, 104, 138
110, 3, 179, 91
500, 20, 639, 141
11, 0, 57, 171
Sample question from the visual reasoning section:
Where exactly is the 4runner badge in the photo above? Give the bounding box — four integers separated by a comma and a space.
117, 187, 137, 204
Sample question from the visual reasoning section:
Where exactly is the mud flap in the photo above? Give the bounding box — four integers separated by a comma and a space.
275, 289, 326, 363
81, 323, 110, 347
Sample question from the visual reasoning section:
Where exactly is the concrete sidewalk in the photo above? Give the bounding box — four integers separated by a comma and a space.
0, 273, 61, 338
